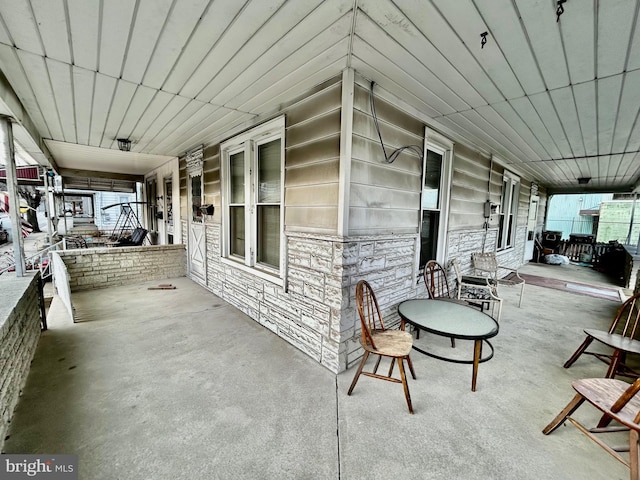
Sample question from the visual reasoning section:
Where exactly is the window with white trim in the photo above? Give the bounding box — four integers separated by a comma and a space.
419, 129, 453, 268
221, 117, 285, 279
497, 171, 520, 250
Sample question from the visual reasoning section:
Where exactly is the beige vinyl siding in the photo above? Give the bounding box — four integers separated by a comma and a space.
349, 81, 423, 235
449, 146, 492, 229
284, 78, 342, 233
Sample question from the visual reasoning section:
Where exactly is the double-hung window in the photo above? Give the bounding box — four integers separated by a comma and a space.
497, 171, 520, 250
418, 128, 453, 269
221, 117, 285, 281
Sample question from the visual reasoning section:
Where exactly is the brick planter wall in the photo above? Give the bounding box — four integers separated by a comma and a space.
57, 245, 186, 292
0, 274, 42, 450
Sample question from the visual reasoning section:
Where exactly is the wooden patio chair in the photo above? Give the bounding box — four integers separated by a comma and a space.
450, 258, 503, 322
563, 293, 640, 379
423, 260, 469, 346
471, 251, 525, 308
347, 280, 416, 414
542, 377, 640, 479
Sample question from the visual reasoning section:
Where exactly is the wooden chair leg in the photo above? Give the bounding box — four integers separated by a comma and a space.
630, 429, 640, 480
564, 336, 595, 368
347, 351, 369, 396
397, 358, 413, 414
605, 349, 623, 379
388, 358, 396, 377
406, 354, 416, 379
372, 355, 382, 375
542, 394, 586, 434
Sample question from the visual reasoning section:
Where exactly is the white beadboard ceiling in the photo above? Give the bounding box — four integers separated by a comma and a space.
0, 0, 639, 193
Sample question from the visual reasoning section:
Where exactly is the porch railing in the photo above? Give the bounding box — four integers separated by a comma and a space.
0, 240, 64, 279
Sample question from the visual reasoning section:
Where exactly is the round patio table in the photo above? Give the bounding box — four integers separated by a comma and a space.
397, 298, 499, 392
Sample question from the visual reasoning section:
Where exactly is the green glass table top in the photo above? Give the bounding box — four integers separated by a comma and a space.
397, 299, 499, 339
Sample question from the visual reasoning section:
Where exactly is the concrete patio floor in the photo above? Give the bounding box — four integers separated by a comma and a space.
2, 262, 635, 479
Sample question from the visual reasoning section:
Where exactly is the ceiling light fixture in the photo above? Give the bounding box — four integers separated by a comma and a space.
117, 138, 132, 152
480, 31, 488, 49
577, 177, 591, 185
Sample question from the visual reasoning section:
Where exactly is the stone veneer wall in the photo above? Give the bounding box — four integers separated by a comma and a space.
57, 245, 186, 292
0, 274, 42, 449
448, 226, 527, 277
199, 222, 421, 373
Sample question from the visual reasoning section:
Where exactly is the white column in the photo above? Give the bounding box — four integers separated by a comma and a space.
0, 116, 25, 276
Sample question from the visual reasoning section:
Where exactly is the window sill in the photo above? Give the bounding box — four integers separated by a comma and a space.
220, 257, 284, 287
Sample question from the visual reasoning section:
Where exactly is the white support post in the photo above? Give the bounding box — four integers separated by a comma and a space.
0, 115, 25, 276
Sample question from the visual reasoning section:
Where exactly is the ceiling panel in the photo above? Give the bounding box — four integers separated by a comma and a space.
514, 0, 569, 90
475, 0, 546, 96
47, 58, 76, 144
433, 0, 524, 100
360, 1, 487, 109
528, 91, 573, 159
128, 91, 174, 147
236, 47, 348, 114
113, 85, 158, 148
73, 67, 95, 146
0, 0, 637, 193
121, 0, 174, 85
558, 0, 595, 84
196, 0, 327, 103
350, 55, 442, 120
31, 0, 70, 64
490, 101, 551, 159
183, 0, 288, 100
549, 86, 586, 158
0, 1, 42, 56
611, 69, 640, 154
141, 0, 212, 89
355, 14, 466, 113
572, 81, 598, 157
0, 44, 51, 139
227, 35, 349, 111
99, 80, 138, 148
17, 50, 64, 140
67, 0, 100, 71
89, 74, 118, 146
161, 1, 247, 95
99, 0, 137, 78
597, 0, 637, 78
597, 75, 624, 156
392, 0, 504, 104
134, 95, 191, 152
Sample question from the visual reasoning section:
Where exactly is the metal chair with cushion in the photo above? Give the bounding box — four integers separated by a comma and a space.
451, 258, 503, 322
347, 280, 417, 414
564, 293, 640, 379
471, 251, 525, 308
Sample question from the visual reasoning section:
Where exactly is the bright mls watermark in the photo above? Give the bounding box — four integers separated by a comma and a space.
1, 455, 77, 479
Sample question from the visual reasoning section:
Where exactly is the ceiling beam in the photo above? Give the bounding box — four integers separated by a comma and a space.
0, 68, 58, 171
58, 167, 144, 183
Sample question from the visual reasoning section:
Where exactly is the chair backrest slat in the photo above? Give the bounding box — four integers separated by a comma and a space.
609, 294, 640, 339
423, 260, 452, 299
356, 280, 385, 350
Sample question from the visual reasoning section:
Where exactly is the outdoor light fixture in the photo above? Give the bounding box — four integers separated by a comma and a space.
577, 177, 591, 185
117, 138, 131, 152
